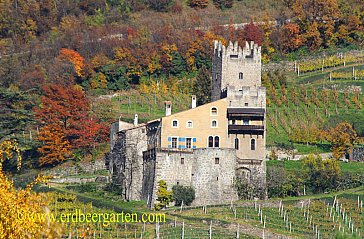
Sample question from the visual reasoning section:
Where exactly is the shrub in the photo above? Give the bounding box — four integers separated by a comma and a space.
155, 180, 173, 210
172, 185, 195, 206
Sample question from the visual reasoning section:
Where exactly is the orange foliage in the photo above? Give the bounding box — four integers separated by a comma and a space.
59, 48, 85, 77
37, 124, 72, 166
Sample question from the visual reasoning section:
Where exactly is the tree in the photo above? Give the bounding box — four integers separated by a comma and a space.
213, 0, 233, 9
35, 84, 107, 164
0, 86, 35, 141
303, 154, 340, 193
154, 180, 173, 210
172, 185, 195, 206
0, 140, 61, 238
37, 125, 72, 166
193, 66, 211, 105
326, 121, 358, 159
241, 21, 264, 46
147, 0, 174, 12
189, 0, 208, 9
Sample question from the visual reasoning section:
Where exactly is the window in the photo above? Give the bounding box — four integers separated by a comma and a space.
181, 158, 184, 164
215, 157, 220, 164
211, 120, 217, 128
215, 73, 218, 81
251, 139, 256, 150
208, 136, 220, 148
214, 136, 220, 148
186, 121, 193, 128
235, 138, 239, 150
239, 72, 243, 79
186, 138, 192, 148
245, 102, 249, 106
172, 137, 178, 148
208, 136, 214, 147
211, 107, 218, 116
243, 119, 249, 125
232, 120, 236, 125
172, 120, 178, 128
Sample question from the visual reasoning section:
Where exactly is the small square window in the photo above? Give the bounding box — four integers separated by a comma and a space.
181, 158, 184, 164
215, 157, 220, 164
245, 102, 249, 106
172, 120, 178, 127
187, 121, 193, 128
243, 119, 249, 125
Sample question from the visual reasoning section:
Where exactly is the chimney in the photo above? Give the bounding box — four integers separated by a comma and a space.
191, 95, 197, 108
165, 101, 172, 116
133, 114, 138, 126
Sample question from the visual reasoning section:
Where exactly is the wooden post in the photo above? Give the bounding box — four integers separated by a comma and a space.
155, 222, 160, 239
209, 221, 212, 239
236, 224, 240, 239
182, 221, 185, 239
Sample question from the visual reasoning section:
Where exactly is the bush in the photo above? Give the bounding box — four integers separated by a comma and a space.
234, 178, 266, 200
172, 185, 195, 206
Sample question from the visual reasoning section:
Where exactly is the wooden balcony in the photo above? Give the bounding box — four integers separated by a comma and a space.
228, 124, 264, 135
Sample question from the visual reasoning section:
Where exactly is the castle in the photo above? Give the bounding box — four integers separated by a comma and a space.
106, 40, 267, 207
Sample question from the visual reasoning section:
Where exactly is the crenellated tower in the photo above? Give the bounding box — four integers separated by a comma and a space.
212, 40, 262, 101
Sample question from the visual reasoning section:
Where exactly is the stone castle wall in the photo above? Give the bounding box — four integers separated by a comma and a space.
191, 148, 238, 205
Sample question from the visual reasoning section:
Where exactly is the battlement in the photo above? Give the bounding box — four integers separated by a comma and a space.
227, 85, 266, 108
212, 40, 262, 102
213, 40, 261, 64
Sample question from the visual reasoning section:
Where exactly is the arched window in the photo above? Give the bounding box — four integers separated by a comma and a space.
211, 107, 218, 116
235, 138, 239, 150
251, 139, 256, 150
239, 72, 244, 80
186, 120, 193, 128
211, 120, 217, 128
208, 136, 214, 147
214, 136, 220, 148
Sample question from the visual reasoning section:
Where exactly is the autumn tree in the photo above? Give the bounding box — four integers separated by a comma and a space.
35, 84, 107, 165
193, 65, 211, 106
37, 125, 72, 166
213, 0, 233, 9
0, 140, 62, 238
326, 121, 358, 159
241, 21, 264, 46
189, 0, 208, 9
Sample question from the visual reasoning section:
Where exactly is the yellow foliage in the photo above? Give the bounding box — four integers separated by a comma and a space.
0, 140, 62, 238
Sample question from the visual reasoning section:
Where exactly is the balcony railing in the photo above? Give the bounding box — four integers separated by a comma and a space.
228, 124, 264, 134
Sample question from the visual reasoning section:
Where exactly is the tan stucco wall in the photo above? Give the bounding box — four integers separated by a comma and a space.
160, 99, 228, 149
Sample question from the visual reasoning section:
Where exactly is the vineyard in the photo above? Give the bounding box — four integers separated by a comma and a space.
41, 186, 364, 238
294, 52, 364, 74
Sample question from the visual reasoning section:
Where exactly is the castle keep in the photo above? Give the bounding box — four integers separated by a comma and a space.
106, 40, 267, 207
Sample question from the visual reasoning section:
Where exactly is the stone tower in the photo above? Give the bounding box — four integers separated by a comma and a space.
212, 40, 262, 101
212, 40, 266, 195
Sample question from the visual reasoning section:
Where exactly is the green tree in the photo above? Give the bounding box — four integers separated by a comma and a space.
172, 185, 195, 206
193, 66, 211, 106
303, 154, 340, 193
0, 86, 35, 144
154, 180, 173, 210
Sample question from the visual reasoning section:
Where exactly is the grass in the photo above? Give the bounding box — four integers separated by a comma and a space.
267, 160, 364, 175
